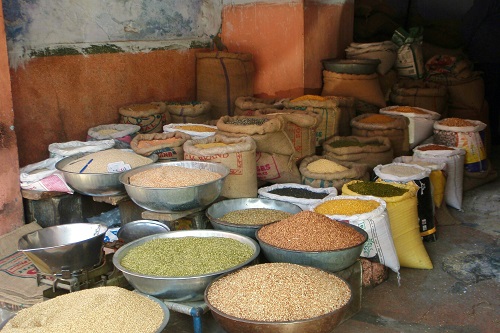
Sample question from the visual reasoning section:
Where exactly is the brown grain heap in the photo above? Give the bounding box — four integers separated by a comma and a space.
438, 118, 475, 127
129, 165, 221, 188
257, 211, 365, 251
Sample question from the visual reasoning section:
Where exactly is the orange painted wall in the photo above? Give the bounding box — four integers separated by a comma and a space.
11, 50, 200, 167
221, 2, 305, 99
0, 1, 24, 235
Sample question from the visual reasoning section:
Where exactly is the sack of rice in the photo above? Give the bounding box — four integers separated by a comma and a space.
184, 134, 257, 198
234, 96, 282, 116
87, 124, 140, 149
322, 136, 393, 169
351, 113, 410, 157
130, 131, 191, 161
283, 95, 340, 147
380, 105, 441, 148
299, 155, 370, 192
311, 195, 400, 278
49, 140, 115, 159
342, 180, 433, 270
119, 102, 168, 134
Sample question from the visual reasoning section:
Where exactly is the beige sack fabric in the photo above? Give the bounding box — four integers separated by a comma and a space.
196, 52, 254, 119
321, 71, 386, 108
234, 96, 282, 116
324, 96, 356, 136
130, 131, 191, 161
119, 103, 168, 134
390, 79, 448, 116
184, 135, 257, 198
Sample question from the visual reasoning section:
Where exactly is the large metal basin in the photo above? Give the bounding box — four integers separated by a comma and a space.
18, 223, 108, 275
256, 222, 367, 272
206, 198, 302, 239
112, 230, 260, 301
321, 58, 381, 75
55, 151, 157, 196
119, 161, 230, 213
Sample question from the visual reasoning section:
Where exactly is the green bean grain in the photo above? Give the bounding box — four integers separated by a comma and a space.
220, 208, 292, 225
347, 181, 408, 197
120, 237, 254, 277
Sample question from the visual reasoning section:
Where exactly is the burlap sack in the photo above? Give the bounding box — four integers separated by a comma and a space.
322, 136, 393, 169
256, 152, 301, 184
170, 113, 211, 124
390, 79, 448, 116
299, 155, 370, 192
351, 113, 410, 157
216, 115, 296, 157
428, 72, 485, 112
119, 103, 168, 134
183, 134, 257, 198
255, 108, 319, 161
323, 96, 356, 136
234, 96, 282, 116
283, 97, 340, 147
196, 52, 254, 119
130, 131, 191, 161
165, 101, 211, 117
321, 71, 386, 108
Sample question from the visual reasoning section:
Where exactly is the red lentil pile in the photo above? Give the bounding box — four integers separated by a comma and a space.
439, 118, 475, 127
417, 144, 455, 151
358, 114, 394, 124
257, 211, 365, 251
391, 106, 428, 114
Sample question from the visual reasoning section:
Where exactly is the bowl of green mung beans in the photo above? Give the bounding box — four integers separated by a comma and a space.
112, 229, 260, 301
119, 161, 230, 212
206, 198, 302, 239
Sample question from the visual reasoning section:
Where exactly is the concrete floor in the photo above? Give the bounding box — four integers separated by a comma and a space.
164, 145, 500, 333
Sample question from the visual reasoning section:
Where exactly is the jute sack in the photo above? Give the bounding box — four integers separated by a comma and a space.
299, 155, 370, 192
283, 97, 340, 147
165, 101, 211, 125
342, 180, 433, 270
390, 79, 448, 116
130, 131, 191, 162
170, 113, 211, 124
256, 152, 301, 184
311, 195, 400, 278
321, 71, 386, 108
323, 96, 356, 136
351, 113, 410, 157
216, 115, 296, 157
234, 96, 282, 116
183, 135, 257, 198
322, 136, 393, 169
196, 52, 254, 119
428, 72, 484, 112
119, 103, 168, 134
255, 108, 319, 161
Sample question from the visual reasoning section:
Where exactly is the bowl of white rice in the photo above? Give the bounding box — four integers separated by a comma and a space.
56, 149, 157, 196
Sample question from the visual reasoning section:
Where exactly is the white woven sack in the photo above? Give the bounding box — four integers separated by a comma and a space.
380, 106, 440, 148
258, 183, 337, 211
19, 157, 73, 193
413, 144, 466, 210
49, 140, 115, 159
311, 195, 400, 279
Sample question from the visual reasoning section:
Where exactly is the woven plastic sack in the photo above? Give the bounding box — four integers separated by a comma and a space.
345, 41, 398, 75
20, 157, 73, 193
49, 140, 115, 159
87, 124, 140, 149
391, 27, 425, 79
342, 180, 433, 270
311, 195, 400, 278
258, 183, 337, 211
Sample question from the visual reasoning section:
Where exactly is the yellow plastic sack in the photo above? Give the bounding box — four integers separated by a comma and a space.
429, 170, 446, 208
342, 180, 433, 270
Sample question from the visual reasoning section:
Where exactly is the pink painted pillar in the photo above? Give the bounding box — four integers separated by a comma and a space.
0, 2, 24, 236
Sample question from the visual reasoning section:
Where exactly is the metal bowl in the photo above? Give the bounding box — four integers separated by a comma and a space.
321, 58, 381, 75
256, 222, 367, 272
206, 198, 302, 239
117, 220, 170, 244
112, 229, 260, 301
55, 151, 158, 196
119, 161, 230, 213
18, 223, 108, 275
204, 268, 352, 333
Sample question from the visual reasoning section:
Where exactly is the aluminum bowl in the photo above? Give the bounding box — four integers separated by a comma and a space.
119, 161, 230, 213
204, 268, 352, 333
256, 222, 368, 272
117, 220, 170, 244
18, 223, 108, 275
112, 229, 260, 301
321, 58, 381, 75
55, 151, 158, 196
206, 198, 302, 239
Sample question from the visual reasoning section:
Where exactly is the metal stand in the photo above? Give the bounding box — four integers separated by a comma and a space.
161, 300, 210, 333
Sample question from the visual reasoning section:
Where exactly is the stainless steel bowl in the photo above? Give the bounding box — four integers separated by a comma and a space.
321, 58, 381, 75
206, 198, 302, 239
55, 151, 158, 196
204, 268, 352, 333
18, 223, 108, 275
256, 222, 368, 272
117, 220, 170, 243
112, 229, 260, 301
119, 161, 230, 213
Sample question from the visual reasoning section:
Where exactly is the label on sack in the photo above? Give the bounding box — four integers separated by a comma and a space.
107, 161, 131, 173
